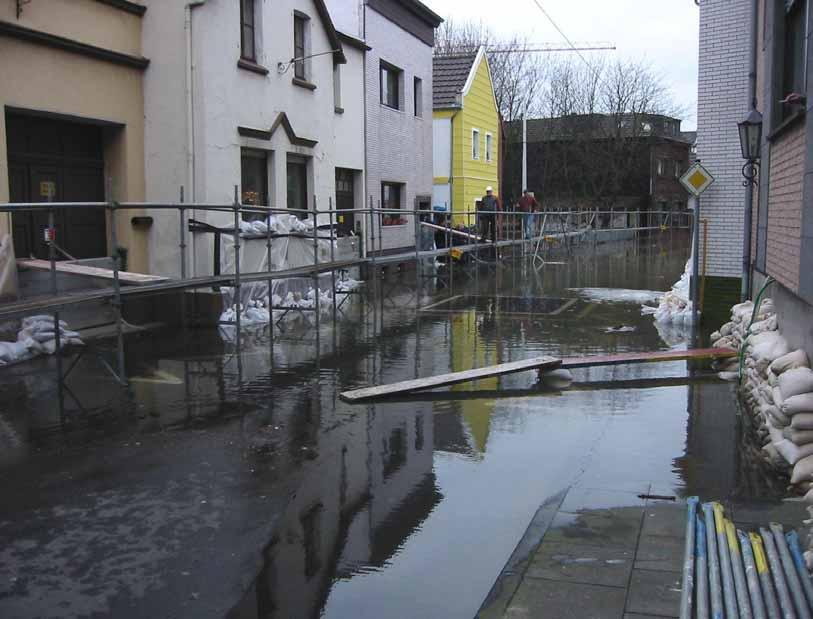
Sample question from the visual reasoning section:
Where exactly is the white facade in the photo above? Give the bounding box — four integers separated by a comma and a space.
142, 0, 365, 276
696, 0, 750, 279
364, 7, 435, 252
326, 0, 439, 253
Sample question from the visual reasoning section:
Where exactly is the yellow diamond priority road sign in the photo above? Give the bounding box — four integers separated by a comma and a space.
680, 162, 715, 197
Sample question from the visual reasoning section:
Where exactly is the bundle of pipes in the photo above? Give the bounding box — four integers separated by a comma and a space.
680, 498, 813, 618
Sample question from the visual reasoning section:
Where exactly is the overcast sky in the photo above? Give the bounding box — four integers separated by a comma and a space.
428, 0, 700, 130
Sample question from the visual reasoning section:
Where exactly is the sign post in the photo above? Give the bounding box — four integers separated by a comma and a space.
679, 162, 715, 326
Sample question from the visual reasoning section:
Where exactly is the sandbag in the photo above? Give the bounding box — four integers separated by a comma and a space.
789, 430, 813, 446
770, 349, 810, 375
773, 386, 785, 410
782, 393, 813, 416
764, 404, 790, 427
721, 322, 734, 336
769, 371, 779, 386
760, 385, 774, 404
775, 439, 813, 465
780, 368, 813, 399
792, 413, 813, 430
792, 454, 813, 484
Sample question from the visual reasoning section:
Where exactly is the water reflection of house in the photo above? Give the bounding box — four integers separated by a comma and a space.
228, 403, 437, 619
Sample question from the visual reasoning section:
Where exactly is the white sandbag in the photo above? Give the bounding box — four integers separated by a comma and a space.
750, 315, 778, 334
775, 439, 813, 465
768, 419, 786, 443
789, 430, 813, 446
792, 454, 813, 484
718, 371, 739, 381
764, 404, 790, 427
751, 334, 791, 370
711, 330, 722, 342
760, 385, 775, 404
780, 368, 813, 399
782, 393, 813, 416
792, 414, 813, 430
721, 322, 734, 336
769, 371, 779, 386
773, 386, 785, 410
770, 349, 810, 375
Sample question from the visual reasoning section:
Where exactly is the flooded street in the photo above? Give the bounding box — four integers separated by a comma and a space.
0, 232, 758, 618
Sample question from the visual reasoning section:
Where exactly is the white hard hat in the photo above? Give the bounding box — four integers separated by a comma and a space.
485, 186, 493, 192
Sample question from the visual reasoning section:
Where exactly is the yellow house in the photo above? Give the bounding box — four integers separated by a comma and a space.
432, 46, 500, 227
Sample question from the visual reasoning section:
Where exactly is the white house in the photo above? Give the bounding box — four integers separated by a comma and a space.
142, 0, 366, 277
326, 0, 442, 255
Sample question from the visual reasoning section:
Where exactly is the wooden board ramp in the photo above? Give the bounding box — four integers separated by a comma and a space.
339, 348, 737, 404
339, 356, 562, 403
559, 347, 737, 369
18, 259, 168, 285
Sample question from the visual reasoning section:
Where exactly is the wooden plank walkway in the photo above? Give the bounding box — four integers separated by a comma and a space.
559, 347, 737, 369
339, 348, 736, 404
19, 259, 168, 285
339, 356, 562, 403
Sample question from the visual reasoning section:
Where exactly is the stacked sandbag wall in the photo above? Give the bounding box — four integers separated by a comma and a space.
712, 299, 813, 568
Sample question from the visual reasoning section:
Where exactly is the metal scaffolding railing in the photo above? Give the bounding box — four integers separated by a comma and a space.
0, 194, 690, 385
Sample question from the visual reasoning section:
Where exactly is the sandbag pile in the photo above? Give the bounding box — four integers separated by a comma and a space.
710, 298, 777, 378
644, 259, 697, 325
0, 315, 83, 367
238, 213, 314, 237
219, 278, 363, 326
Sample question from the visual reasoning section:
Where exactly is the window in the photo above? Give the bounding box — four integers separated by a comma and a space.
472, 128, 480, 160
780, 0, 805, 122
485, 133, 493, 163
656, 158, 665, 176
673, 160, 680, 179
380, 61, 402, 109
240, 148, 268, 221
293, 13, 308, 80
333, 63, 342, 111
287, 156, 308, 218
239, 0, 256, 61
381, 182, 404, 226
413, 77, 423, 117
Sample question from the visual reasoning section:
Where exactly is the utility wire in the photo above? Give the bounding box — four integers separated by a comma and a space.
528, 0, 610, 87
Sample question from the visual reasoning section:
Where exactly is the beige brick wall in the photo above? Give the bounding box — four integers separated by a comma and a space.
765, 122, 805, 293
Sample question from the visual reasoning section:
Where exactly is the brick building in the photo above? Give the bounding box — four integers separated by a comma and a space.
748, 0, 813, 356
696, 0, 752, 310
503, 113, 692, 213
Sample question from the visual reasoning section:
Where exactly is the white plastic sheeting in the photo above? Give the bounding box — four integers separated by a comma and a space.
0, 315, 83, 367
0, 233, 18, 301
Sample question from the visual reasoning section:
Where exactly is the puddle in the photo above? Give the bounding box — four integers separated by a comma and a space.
0, 231, 781, 618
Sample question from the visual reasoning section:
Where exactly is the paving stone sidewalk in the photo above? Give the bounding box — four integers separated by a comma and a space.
477, 483, 810, 619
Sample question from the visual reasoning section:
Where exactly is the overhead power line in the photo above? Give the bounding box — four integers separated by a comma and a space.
487, 44, 616, 54
528, 0, 611, 86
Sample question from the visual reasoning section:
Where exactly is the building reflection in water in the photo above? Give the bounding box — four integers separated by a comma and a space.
227, 395, 439, 619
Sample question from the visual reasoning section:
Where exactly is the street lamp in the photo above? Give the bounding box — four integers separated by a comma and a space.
738, 108, 763, 186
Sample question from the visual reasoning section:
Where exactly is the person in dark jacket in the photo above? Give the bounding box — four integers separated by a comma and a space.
478, 186, 500, 243
517, 189, 540, 239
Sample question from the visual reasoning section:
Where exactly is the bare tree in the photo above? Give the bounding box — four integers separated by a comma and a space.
435, 19, 547, 123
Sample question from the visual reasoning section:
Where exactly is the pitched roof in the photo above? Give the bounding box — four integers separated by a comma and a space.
432, 52, 477, 108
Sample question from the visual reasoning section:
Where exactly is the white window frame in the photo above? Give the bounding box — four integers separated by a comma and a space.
472, 128, 480, 160
485, 132, 493, 163
333, 63, 342, 111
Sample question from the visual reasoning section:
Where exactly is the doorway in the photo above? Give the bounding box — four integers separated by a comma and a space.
335, 168, 356, 236
287, 157, 308, 219
6, 112, 107, 260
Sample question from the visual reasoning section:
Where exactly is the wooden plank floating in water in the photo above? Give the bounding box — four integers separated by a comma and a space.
339, 356, 562, 403
559, 347, 737, 369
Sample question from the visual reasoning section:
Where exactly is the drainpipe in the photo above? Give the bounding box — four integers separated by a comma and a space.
362, 0, 368, 258
186, 1, 206, 276
742, 0, 758, 300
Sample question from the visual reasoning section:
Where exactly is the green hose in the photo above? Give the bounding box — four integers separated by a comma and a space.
738, 276, 776, 382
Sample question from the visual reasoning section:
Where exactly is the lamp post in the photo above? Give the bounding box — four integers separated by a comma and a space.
738, 107, 763, 187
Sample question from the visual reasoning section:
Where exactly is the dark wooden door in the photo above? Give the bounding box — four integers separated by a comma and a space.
335, 168, 355, 235
6, 113, 107, 260
287, 160, 308, 218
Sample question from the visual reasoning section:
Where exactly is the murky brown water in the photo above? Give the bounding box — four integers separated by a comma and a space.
0, 231, 762, 618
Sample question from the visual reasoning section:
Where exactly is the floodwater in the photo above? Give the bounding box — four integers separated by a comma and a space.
0, 231, 764, 618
